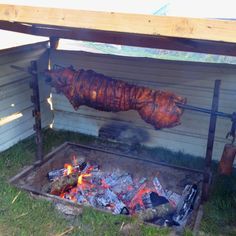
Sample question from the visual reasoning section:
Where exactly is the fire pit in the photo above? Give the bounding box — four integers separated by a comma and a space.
10, 142, 204, 230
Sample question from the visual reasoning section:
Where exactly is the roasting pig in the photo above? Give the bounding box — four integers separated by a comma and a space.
45, 66, 186, 129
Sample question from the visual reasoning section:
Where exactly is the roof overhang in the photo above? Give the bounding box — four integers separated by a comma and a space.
0, 4, 236, 56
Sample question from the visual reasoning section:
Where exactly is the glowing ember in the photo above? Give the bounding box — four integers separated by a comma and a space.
49, 160, 181, 218
128, 183, 155, 212
101, 179, 110, 189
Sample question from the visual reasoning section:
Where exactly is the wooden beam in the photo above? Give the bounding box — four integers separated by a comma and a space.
1, 21, 236, 57
1, 4, 236, 44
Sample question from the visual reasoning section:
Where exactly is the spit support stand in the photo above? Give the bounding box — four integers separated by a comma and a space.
29, 61, 43, 163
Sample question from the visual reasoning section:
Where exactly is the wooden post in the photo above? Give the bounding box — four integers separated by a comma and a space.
218, 144, 236, 175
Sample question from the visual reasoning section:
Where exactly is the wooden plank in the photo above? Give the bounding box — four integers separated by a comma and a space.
1, 4, 236, 44
1, 21, 236, 57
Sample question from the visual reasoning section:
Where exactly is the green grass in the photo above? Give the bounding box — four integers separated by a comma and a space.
200, 175, 236, 236
0, 129, 235, 235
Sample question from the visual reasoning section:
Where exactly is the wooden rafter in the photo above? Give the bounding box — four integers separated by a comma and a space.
0, 4, 236, 56
1, 21, 236, 56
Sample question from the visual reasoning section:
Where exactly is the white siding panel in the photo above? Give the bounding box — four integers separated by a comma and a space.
0, 103, 52, 147
0, 42, 52, 152
50, 50, 236, 161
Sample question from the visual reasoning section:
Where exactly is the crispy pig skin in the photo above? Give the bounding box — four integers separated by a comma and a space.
45, 67, 186, 129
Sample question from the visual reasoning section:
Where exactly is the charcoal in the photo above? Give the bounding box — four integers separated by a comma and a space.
120, 207, 129, 215
134, 203, 143, 212
114, 202, 127, 215
95, 189, 127, 214
163, 219, 180, 227
121, 188, 137, 202
91, 175, 102, 186
81, 162, 91, 173
121, 178, 147, 203
172, 184, 197, 226
138, 177, 147, 184
49, 159, 182, 220
102, 171, 133, 194
86, 195, 96, 207
111, 175, 133, 194
154, 217, 180, 227
165, 190, 181, 207
72, 157, 86, 166
142, 193, 153, 208
47, 168, 65, 181
90, 165, 100, 173
79, 162, 87, 171
153, 177, 167, 198
150, 192, 169, 207
103, 171, 125, 186
76, 194, 88, 205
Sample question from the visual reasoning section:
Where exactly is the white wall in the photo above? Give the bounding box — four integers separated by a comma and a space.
0, 42, 53, 152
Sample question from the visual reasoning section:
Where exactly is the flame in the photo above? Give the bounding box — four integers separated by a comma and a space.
78, 173, 92, 185
64, 163, 73, 175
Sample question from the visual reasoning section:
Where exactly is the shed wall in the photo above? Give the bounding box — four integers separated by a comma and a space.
50, 49, 236, 161
0, 42, 53, 152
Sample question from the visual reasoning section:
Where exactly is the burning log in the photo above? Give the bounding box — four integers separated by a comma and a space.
47, 159, 87, 181
45, 67, 186, 129
50, 173, 79, 196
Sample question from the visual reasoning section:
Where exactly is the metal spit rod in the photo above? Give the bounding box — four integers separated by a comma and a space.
176, 103, 232, 119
